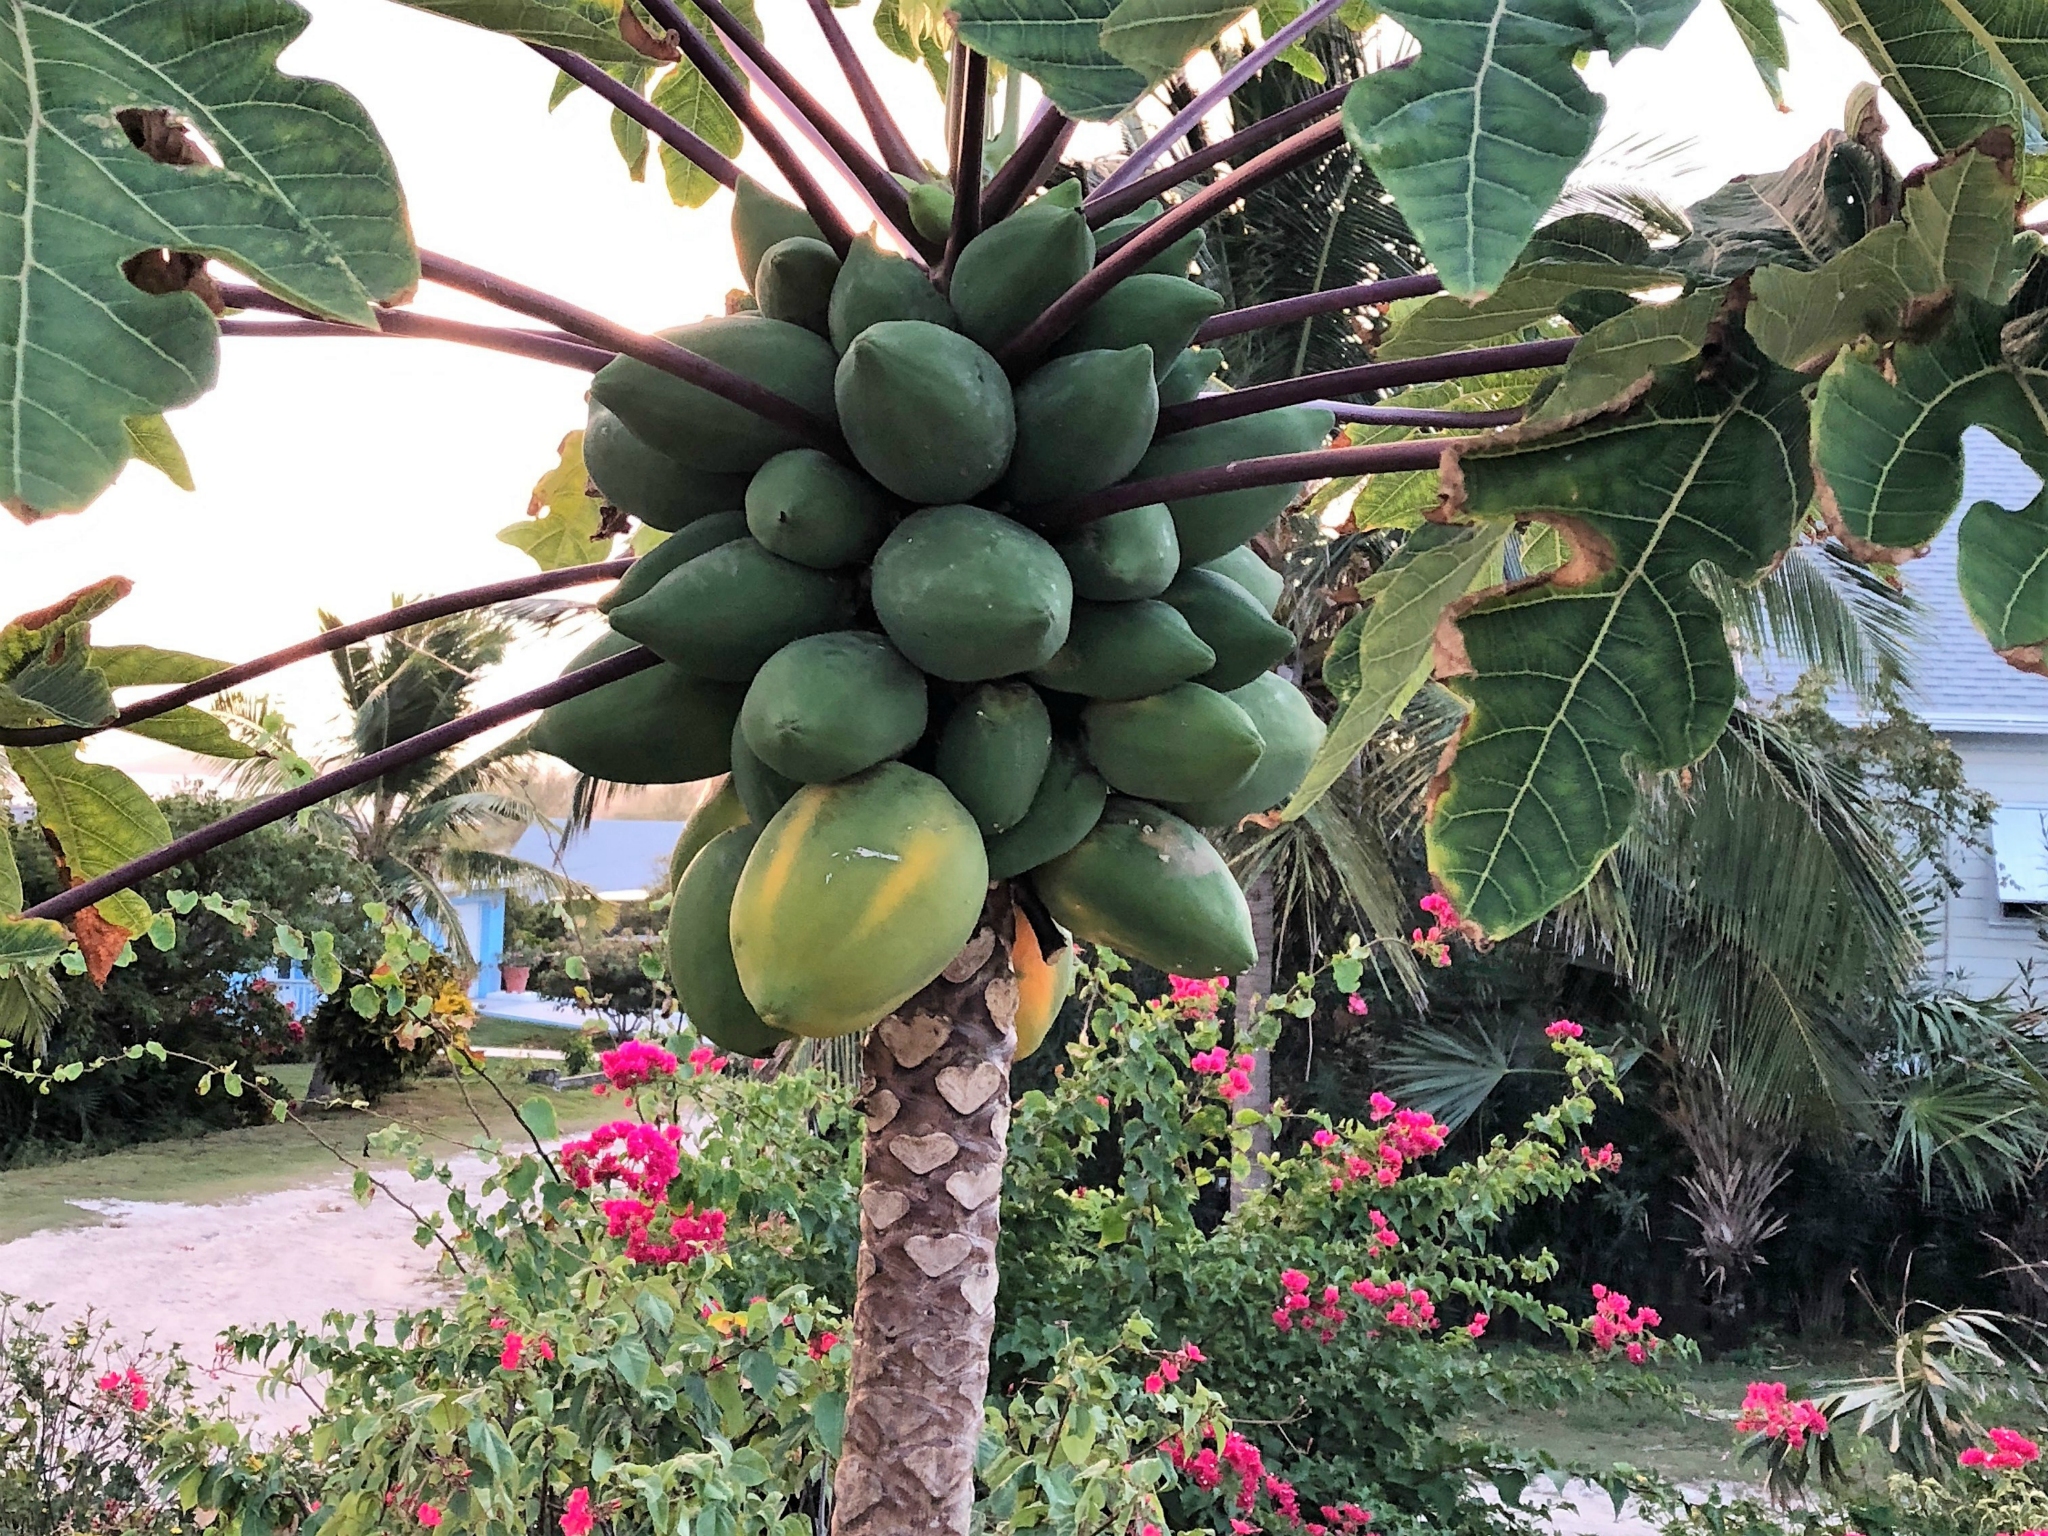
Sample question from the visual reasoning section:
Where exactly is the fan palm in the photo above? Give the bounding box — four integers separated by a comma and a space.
239, 599, 586, 968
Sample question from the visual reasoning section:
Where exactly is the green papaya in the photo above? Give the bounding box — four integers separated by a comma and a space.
731, 763, 989, 1038
530, 631, 744, 784
734, 175, 824, 291
828, 233, 957, 353
591, 315, 840, 475
934, 682, 1053, 834
1032, 797, 1256, 975
1053, 274, 1223, 378
1133, 406, 1334, 563
730, 715, 802, 826
982, 738, 1108, 879
1158, 347, 1224, 408
745, 449, 892, 569
906, 181, 954, 244
1029, 599, 1214, 700
1011, 906, 1075, 1061
598, 511, 749, 613
1171, 673, 1326, 828
669, 825, 790, 1057
609, 537, 859, 681
740, 631, 928, 783
948, 202, 1095, 352
1005, 347, 1160, 505
1200, 545, 1285, 615
668, 776, 749, 894
1082, 683, 1264, 801
755, 236, 842, 335
1161, 568, 1295, 691
583, 405, 751, 532
1020, 180, 1084, 215
1056, 503, 1180, 600
835, 321, 1016, 503
871, 505, 1071, 679
1091, 201, 1207, 276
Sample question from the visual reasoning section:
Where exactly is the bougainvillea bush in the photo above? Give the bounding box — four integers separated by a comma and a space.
147, 951, 1680, 1536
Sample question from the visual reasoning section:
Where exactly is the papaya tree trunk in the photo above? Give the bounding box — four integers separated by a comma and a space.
832, 888, 1016, 1536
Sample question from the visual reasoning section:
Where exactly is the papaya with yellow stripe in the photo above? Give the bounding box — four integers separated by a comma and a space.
730, 763, 989, 1038
1011, 907, 1075, 1061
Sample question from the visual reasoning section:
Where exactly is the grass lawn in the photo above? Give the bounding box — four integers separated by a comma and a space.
469, 1016, 593, 1051
1471, 1341, 1899, 1494
0, 1064, 615, 1244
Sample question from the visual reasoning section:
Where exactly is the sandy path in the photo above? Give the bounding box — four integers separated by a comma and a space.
0, 1161, 473, 1433
0, 1172, 1669, 1531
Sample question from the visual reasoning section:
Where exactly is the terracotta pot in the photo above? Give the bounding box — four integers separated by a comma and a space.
500, 964, 532, 994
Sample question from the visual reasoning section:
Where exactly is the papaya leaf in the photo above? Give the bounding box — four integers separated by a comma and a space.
1957, 492, 2048, 673
0, 829, 19, 915
1751, 141, 2032, 371
952, 0, 1150, 120
1427, 337, 1811, 937
119, 707, 258, 760
1813, 0, 2033, 151
1520, 213, 1656, 266
1719, 0, 1788, 108
499, 431, 612, 571
0, 579, 129, 684
0, 915, 69, 967
1099, 0, 1255, 82
1665, 112, 1899, 280
90, 644, 228, 686
1380, 262, 1675, 360
1528, 287, 1726, 421
1284, 522, 1510, 819
88, 888, 151, 944
1340, 0, 1700, 300
7, 637, 113, 729
121, 415, 195, 491
652, 61, 743, 209
388, 0, 648, 65
2, 0, 417, 519
1812, 295, 2048, 558
612, 106, 649, 181
3, 743, 171, 927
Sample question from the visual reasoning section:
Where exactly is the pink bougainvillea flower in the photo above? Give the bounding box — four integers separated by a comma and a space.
1735, 1382, 1829, 1449
808, 1331, 840, 1360
1168, 975, 1226, 1011
560, 1120, 685, 1200
687, 1044, 726, 1076
598, 1039, 677, 1090
1580, 1143, 1622, 1173
1468, 1313, 1490, 1339
500, 1334, 525, 1370
1312, 1128, 1338, 1149
1346, 994, 1369, 1016
1545, 1019, 1584, 1040
95, 1371, 123, 1393
560, 1486, 595, 1536
417, 1504, 443, 1528
1143, 1372, 1165, 1394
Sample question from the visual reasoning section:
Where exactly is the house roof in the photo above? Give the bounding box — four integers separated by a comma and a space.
507, 819, 685, 901
1902, 429, 2048, 737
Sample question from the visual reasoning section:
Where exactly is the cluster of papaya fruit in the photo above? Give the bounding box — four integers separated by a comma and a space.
530, 175, 1330, 1062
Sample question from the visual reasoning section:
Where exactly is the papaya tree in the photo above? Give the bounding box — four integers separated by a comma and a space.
4, 0, 2048, 1530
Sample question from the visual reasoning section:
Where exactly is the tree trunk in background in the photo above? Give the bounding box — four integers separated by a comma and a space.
1230, 874, 1276, 1211
832, 889, 1017, 1536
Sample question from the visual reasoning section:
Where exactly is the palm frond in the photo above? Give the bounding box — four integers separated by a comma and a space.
1708, 540, 1919, 707
437, 846, 592, 904
1379, 1017, 1525, 1130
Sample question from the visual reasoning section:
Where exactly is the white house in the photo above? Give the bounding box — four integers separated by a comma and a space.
1905, 431, 2048, 997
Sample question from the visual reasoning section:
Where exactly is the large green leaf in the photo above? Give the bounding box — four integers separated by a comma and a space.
652, 60, 742, 209
119, 707, 258, 759
391, 0, 647, 65
1379, 261, 1673, 360
953, 0, 1150, 119
0, 825, 20, 914
0, 578, 126, 727
1528, 287, 1725, 421
3, 0, 417, 519
1957, 494, 2048, 672
0, 913, 70, 966
1813, 0, 2031, 151
1427, 336, 1810, 937
90, 643, 228, 686
1751, 141, 2031, 371
1719, 0, 1789, 107
1100, 0, 1255, 81
1811, 294, 2047, 557
4, 742, 170, 920
1665, 107, 1899, 280
1340, 0, 1700, 300
499, 429, 613, 570
1284, 521, 1509, 819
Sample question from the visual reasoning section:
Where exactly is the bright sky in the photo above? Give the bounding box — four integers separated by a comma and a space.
0, 0, 1930, 790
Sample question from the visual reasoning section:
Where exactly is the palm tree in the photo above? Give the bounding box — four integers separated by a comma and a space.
240, 599, 586, 967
